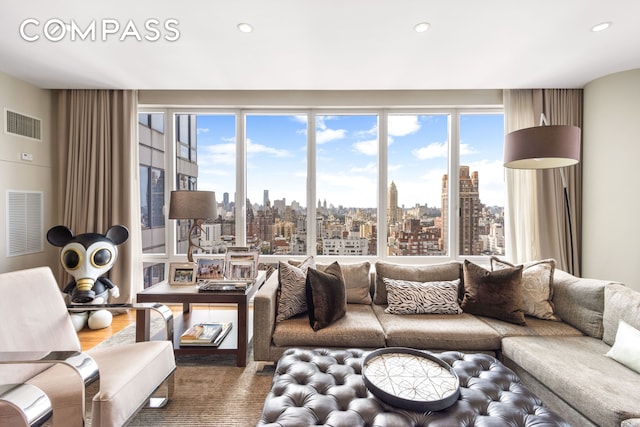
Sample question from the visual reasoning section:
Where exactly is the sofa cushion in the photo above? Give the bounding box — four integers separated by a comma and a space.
317, 261, 372, 304
461, 260, 526, 326
276, 256, 315, 322
383, 278, 462, 315
551, 270, 606, 339
372, 304, 502, 350
603, 283, 640, 346
273, 304, 386, 348
306, 262, 346, 331
502, 336, 640, 427
374, 261, 461, 305
87, 340, 175, 427
477, 315, 583, 338
606, 320, 640, 374
491, 257, 559, 321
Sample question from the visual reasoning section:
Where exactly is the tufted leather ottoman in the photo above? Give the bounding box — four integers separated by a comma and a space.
257, 348, 570, 427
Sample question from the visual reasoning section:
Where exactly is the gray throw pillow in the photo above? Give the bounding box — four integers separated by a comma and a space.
374, 261, 462, 305
490, 257, 560, 321
317, 261, 372, 304
306, 262, 346, 331
383, 278, 462, 315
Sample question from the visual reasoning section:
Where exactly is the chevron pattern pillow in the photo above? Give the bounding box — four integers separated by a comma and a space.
383, 278, 463, 315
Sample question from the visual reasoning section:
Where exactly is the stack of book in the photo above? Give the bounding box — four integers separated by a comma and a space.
197, 279, 252, 292
179, 322, 232, 347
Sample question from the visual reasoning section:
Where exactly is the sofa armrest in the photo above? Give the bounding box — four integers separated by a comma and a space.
622, 419, 640, 427
552, 270, 619, 339
253, 272, 279, 362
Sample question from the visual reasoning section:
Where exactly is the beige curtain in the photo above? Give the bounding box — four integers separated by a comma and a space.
55, 90, 142, 302
504, 89, 582, 275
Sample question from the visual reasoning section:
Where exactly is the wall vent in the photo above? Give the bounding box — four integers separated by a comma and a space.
4, 108, 42, 141
7, 190, 44, 257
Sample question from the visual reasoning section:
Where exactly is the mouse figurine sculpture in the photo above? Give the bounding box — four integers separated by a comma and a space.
47, 224, 129, 331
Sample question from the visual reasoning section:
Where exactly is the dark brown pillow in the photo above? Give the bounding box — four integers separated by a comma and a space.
306, 262, 346, 331
461, 259, 526, 326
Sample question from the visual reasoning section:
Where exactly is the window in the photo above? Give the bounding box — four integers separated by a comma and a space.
138, 113, 166, 285
246, 114, 307, 255
138, 107, 505, 265
457, 113, 505, 256
176, 114, 236, 255
387, 114, 449, 256
138, 113, 166, 255
316, 114, 378, 256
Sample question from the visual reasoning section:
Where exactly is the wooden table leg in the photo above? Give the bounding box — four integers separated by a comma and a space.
136, 309, 151, 342
237, 299, 247, 367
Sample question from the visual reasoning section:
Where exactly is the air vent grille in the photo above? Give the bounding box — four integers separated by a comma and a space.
7, 191, 43, 257
5, 109, 42, 141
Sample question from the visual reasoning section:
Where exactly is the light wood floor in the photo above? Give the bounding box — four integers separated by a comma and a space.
76, 305, 202, 350
77, 310, 137, 351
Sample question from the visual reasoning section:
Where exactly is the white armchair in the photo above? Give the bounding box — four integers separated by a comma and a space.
0, 267, 176, 426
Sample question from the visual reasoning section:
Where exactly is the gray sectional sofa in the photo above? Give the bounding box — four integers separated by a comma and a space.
253, 259, 640, 427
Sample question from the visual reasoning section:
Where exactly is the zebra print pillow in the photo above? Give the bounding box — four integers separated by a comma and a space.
276, 256, 315, 322
383, 278, 463, 315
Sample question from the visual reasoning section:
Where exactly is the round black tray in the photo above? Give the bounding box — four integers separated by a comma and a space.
362, 347, 460, 412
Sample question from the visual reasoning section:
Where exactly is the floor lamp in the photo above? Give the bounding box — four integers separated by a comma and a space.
504, 114, 581, 273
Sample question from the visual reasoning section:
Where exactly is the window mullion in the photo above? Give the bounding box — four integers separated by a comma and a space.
308, 110, 317, 256
236, 109, 247, 246
378, 110, 388, 259
449, 109, 460, 259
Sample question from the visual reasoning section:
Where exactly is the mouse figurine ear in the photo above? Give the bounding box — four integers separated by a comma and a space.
105, 225, 129, 245
47, 225, 74, 247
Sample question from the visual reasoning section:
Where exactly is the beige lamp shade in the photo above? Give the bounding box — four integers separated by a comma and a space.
168, 191, 217, 220
504, 125, 581, 169
169, 190, 217, 263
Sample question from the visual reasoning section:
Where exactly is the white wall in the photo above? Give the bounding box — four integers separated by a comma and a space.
0, 71, 58, 273
583, 69, 640, 290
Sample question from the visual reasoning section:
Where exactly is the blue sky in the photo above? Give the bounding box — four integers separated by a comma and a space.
195, 112, 505, 210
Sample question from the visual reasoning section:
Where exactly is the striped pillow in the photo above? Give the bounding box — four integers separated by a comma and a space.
383, 278, 462, 315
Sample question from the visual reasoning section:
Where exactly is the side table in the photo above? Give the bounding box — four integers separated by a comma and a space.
136, 270, 266, 367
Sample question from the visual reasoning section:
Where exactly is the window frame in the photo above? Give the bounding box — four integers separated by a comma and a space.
139, 106, 504, 267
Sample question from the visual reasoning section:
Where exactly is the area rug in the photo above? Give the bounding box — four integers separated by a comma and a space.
91, 322, 275, 426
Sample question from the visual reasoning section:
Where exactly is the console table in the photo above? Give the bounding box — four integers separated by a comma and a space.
136, 270, 266, 367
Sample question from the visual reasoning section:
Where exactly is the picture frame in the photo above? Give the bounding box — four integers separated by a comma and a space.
169, 262, 197, 285
196, 258, 225, 280
224, 248, 259, 280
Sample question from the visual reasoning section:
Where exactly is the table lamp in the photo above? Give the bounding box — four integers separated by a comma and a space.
168, 190, 217, 263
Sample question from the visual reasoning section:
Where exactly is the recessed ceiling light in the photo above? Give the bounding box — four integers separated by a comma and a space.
414, 22, 430, 33
237, 23, 253, 33
591, 22, 612, 32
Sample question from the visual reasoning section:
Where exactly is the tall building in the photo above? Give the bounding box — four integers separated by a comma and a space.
263, 189, 269, 208
441, 166, 481, 255
387, 181, 401, 224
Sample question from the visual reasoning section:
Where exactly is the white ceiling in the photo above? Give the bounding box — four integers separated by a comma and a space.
0, 0, 639, 90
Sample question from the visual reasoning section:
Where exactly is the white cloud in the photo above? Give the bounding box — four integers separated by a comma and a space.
247, 140, 292, 157
460, 144, 478, 156
317, 128, 347, 144
388, 115, 421, 136
199, 142, 235, 166
197, 127, 210, 134
412, 142, 447, 160
350, 162, 377, 174
353, 139, 377, 156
